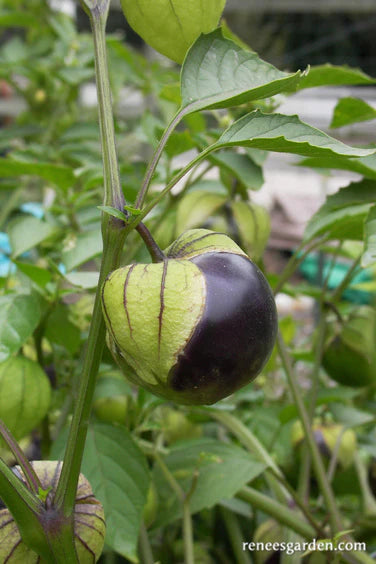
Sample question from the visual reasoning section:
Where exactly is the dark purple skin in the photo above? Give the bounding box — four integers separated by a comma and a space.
168, 252, 278, 405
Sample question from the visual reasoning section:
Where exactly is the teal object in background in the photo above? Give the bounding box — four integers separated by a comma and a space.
299, 254, 374, 304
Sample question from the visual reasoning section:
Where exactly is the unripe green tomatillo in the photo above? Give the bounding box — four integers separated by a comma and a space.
120, 0, 225, 64
291, 420, 357, 469
0, 461, 105, 562
102, 229, 277, 405
0, 356, 51, 441
322, 306, 376, 388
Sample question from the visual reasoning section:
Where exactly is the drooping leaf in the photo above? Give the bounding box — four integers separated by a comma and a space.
62, 230, 102, 272
0, 158, 75, 190
214, 111, 375, 159
180, 29, 304, 114
303, 179, 376, 243
297, 64, 376, 90
7, 216, 58, 258
152, 438, 266, 528
362, 205, 376, 267
298, 153, 376, 180
209, 150, 264, 191
330, 97, 376, 129
0, 293, 42, 362
51, 424, 150, 563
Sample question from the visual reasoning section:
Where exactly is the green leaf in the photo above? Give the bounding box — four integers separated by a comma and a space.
7, 216, 58, 258
64, 271, 99, 289
181, 29, 304, 114
214, 111, 375, 158
62, 230, 102, 272
330, 404, 375, 427
97, 205, 127, 222
0, 10, 39, 27
52, 423, 150, 563
14, 261, 52, 289
123, 205, 141, 216
45, 304, 81, 355
279, 387, 358, 424
152, 438, 266, 528
362, 205, 376, 267
0, 158, 75, 191
304, 179, 376, 243
57, 67, 94, 86
0, 293, 42, 362
298, 153, 376, 180
209, 150, 264, 191
297, 64, 376, 90
330, 97, 376, 129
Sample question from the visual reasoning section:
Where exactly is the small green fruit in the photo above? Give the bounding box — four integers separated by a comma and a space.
93, 396, 128, 425
0, 356, 51, 440
120, 0, 226, 64
292, 420, 357, 469
143, 483, 158, 528
0, 461, 105, 563
323, 306, 376, 387
102, 229, 277, 405
158, 406, 202, 444
93, 374, 130, 425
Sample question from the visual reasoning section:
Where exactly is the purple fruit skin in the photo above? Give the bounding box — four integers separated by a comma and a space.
168, 252, 278, 404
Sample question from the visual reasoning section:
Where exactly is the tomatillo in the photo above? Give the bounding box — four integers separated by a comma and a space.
101, 229, 277, 405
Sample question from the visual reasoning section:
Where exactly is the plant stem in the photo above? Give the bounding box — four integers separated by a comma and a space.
136, 222, 166, 262
138, 523, 155, 564
209, 410, 289, 502
354, 451, 376, 515
183, 500, 195, 564
0, 421, 41, 494
237, 486, 315, 540
297, 313, 327, 501
273, 236, 328, 296
277, 332, 343, 535
135, 110, 186, 209
220, 507, 251, 564
123, 146, 213, 234
331, 256, 361, 303
55, 2, 126, 516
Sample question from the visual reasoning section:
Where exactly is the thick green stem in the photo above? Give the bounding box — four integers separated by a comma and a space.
183, 501, 195, 564
277, 332, 343, 535
55, 2, 126, 516
237, 486, 315, 540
